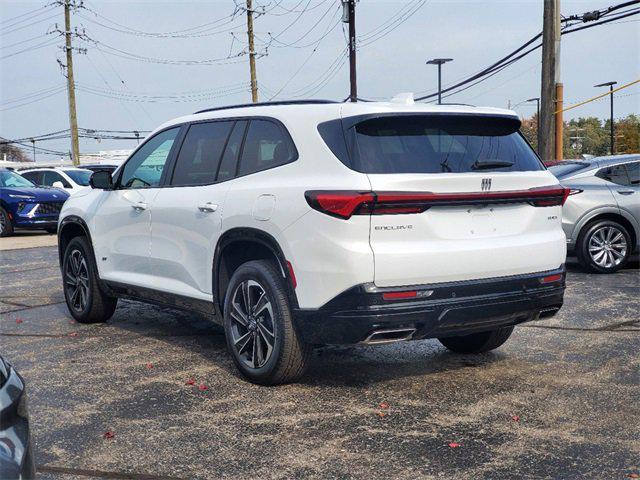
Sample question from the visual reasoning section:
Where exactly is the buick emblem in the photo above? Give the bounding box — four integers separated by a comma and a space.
481, 178, 492, 191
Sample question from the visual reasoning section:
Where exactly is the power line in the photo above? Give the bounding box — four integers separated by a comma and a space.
0, 4, 54, 26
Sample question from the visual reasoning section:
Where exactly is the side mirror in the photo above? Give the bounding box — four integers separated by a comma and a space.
52, 181, 65, 189
90, 170, 114, 190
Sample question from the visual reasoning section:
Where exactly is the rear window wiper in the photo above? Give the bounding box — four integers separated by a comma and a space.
471, 160, 514, 170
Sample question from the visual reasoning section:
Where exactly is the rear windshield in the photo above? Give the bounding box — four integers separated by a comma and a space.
548, 161, 589, 179
321, 114, 543, 174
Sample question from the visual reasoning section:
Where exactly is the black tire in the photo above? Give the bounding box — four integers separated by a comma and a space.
223, 260, 310, 385
438, 326, 514, 354
46, 227, 57, 234
0, 207, 14, 237
576, 219, 631, 274
63, 236, 117, 323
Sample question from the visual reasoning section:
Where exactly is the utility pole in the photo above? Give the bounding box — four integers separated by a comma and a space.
539, 0, 562, 161
594, 81, 617, 154
63, 0, 81, 166
245, 0, 258, 103
342, 0, 357, 102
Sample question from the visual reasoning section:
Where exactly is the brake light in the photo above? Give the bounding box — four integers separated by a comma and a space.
382, 290, 417, 300
305, 186, 570, 219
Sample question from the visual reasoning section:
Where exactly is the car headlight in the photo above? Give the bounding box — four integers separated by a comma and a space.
8, 194, 35, 200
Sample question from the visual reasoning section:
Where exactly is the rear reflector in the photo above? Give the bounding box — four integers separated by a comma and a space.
306, 186, 570, 219
382, 291, 417, 300
286, 261, 297, 289
540, 273, 563, 284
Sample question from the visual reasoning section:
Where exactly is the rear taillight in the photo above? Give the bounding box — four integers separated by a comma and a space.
306, 186, 569, 219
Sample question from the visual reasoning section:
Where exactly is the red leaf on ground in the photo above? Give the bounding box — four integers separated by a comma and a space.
628, 474, 639, 479
198, 383, 208, 391
511, 415, 520, 422
103, 431, 115, 440
185, 378, 196, 386
448, 442, 462, 448
15, 318, 23, 324
379, 401, 390, 409
68, 332, 78, 337
377, 412, 386, 418
146, 363, 153, 369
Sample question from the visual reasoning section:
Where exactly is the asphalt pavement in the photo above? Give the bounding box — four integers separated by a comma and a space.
0, 239, 638, 479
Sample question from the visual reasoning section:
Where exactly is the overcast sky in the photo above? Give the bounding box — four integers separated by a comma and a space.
1, 0, 638, 158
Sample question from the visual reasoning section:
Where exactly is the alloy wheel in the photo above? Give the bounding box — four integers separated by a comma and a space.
229, 280, 276, 369
64, 249, 90, 312
0, 213, 5, 234
588, 225, 627, 269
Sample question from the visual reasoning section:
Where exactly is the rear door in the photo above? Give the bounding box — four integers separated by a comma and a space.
149, 120, 243, 299
599, 161, 640, 246
345, 114, 566, 287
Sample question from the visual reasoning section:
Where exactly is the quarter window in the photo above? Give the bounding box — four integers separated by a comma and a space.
217, 120, 247, 182
171, 121, 233, 186
120, 127, 180, 189
238, 119, 296, 177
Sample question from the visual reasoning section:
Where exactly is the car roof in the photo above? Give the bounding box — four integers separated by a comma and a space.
153, 100, 520, 136
592, 154, 640, 168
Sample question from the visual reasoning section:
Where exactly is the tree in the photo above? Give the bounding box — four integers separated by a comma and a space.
0, 140, 30, 162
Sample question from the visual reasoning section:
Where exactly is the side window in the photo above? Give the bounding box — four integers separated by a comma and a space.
119, 127, 180, 189
597, 164, 630, 186
217, 120, 247, 182
42, 171, 71, 188
171, 121, 233, 186
21, 171, 42, 185
626, 162, 639, 186
238, 119, 296, 177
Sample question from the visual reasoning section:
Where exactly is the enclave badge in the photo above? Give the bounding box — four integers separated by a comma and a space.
481, 178, 492, 191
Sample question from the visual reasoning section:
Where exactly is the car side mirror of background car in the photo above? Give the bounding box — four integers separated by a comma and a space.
52, 181, 65, 189
90, 171, 114, 190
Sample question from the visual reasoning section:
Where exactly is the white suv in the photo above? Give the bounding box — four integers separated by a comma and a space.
57, 99, 568, 385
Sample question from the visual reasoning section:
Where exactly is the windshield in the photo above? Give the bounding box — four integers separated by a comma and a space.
0, 170, 35, 188
342, 115, 543, 174
64, 169, 93, 186
548, 161, 590, 179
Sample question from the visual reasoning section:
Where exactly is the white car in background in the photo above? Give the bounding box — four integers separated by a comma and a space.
20, 167, 93, 196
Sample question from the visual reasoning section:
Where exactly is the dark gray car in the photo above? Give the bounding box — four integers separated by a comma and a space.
0, 355, 35, 480
549, 154, 639, 273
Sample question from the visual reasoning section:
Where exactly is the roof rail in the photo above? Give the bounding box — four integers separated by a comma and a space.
194, 99, 340, 114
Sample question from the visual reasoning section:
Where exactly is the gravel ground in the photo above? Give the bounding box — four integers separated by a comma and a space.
1, 242, 638, 480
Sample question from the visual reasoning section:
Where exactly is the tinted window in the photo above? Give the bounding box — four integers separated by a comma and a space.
65, 169, 92, 186
341, 115, 542, 174
20, 171, 42, 185
42, 171, 71, 188
171, 121, 233, 186
217, 120, 247, 182
120, 128, 180, 189
0, 170, 34, 187
548, 161, 590, 179
238, 120, 296, 176
597, 164, 630, 186
627, 162, 639, 186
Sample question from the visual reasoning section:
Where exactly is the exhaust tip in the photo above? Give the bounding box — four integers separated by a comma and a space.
363, 328, 417, 345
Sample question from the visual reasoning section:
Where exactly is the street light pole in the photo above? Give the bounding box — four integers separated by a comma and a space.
594, 81, 617, 154
427, 58, 453, 105
527, 97, 541, 135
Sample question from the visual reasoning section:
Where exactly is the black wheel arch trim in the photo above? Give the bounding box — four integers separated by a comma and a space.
58, 215, 94, 269
213, 227, 299, 313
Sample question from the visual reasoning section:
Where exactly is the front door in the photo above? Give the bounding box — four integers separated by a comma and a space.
92, 127, 181, 287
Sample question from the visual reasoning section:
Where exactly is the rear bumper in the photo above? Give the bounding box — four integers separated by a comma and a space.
293, 267, 565, 345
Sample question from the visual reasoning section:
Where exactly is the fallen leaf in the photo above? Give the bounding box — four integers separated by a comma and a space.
103, 431, 115, 440
185, 378, 196, 386
511, 415, 520, 422
448, 442, 462, 448
377, 412, 386, 418
68, 332, 78, 337
628, 474, 639, 479
146, 363, 153, 369
198, 383, 208, 391
379, 401, 390, 409
15, 318, 23, 324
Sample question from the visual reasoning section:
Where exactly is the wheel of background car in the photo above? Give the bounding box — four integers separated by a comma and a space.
63, 236, 118, 323
223, 260, 310, 385
438, 326, 514, 354
577, 220, 631, 274
0, 207, 14, 237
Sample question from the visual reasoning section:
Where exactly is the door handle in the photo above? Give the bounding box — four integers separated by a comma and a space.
198, 202, 218, 213
131, 201, 148, 211
617, 190, 634, 195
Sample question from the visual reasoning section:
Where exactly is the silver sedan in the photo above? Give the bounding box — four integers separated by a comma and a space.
549, 154, 639, 273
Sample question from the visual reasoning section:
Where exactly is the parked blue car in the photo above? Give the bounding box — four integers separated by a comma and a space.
0, 168, 70, 237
